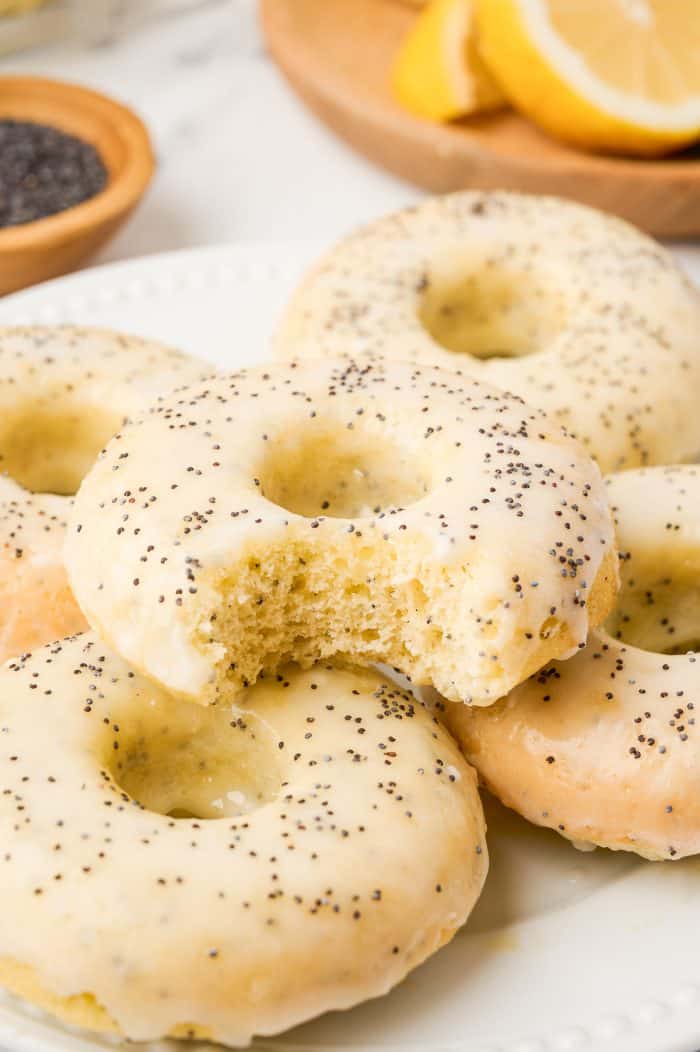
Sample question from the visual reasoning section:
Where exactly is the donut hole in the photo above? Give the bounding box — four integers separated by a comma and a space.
258, 421, 432, 518
0, 402, 123, 496
605, 554, 700, 655
418, 265, 567, 360
111, 694, 282, 820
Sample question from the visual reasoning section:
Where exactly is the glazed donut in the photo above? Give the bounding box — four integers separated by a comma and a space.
275, 192, 700, 472
0, 325, 210, 663
66, 357, 617, 708
0, 635, 487, 1044
446, 466, 700, 860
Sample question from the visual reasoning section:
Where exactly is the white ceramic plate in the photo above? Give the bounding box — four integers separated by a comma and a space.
1, 243, 700, 1052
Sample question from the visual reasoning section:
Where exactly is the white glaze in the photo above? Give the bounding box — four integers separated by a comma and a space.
0, 638, 487, 1044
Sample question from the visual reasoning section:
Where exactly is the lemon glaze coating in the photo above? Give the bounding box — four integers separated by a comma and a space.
0, 325, 211, 662
0, 635, 487, 1044
66, 357, 617, 708
275, 192, 700, 473
446, 466, 700, 860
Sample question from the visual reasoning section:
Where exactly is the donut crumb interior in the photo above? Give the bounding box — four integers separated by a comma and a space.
194, 535, 591, 708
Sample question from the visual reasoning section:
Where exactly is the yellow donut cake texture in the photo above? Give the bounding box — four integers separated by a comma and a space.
0, 326, 210, 662
275, 192, 700, 473
0, 635, 487, 1044
65, 357, 617, 709
446, 466, 700, 860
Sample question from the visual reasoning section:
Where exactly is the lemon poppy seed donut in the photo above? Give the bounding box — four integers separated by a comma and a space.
275, 192, 700, 472
0, 325, 210, 662
66, 357, 617, 707
0, 635, 487, 1045
446, 466, 700, 860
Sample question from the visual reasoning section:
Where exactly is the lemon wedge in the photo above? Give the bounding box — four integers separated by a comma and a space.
475, 0, 700, 155
392, 0, 506, 122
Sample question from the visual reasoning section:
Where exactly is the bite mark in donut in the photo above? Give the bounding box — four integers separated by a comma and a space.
66, 357, 617, 707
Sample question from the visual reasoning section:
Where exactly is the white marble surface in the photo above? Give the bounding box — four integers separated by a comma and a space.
0, 0, 423, 269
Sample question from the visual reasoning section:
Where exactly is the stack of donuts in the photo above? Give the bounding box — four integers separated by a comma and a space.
1, 192, 699, 1046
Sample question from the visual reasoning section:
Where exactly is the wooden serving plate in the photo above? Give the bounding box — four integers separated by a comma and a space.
0, 77, 154, 295
260, 0, 700, 239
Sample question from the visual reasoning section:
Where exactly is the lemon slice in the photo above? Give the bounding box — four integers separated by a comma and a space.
392, 0, 506, 122
475, 0, 700, 155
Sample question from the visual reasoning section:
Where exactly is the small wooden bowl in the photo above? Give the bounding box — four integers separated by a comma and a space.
0, 76, 155, 295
